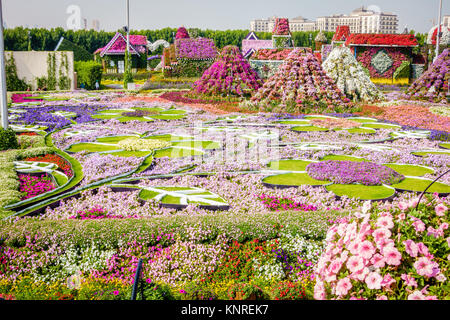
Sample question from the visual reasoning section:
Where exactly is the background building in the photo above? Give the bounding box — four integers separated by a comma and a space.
250, 7, 398, 34
444, 15, 450, 28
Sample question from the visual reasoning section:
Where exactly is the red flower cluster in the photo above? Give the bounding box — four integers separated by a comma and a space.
24, 153, 73, 177
332, 26, 350, 42
175, 26, 190, 39
345, 34, 418, 46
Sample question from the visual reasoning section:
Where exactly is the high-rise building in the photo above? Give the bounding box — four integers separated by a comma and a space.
250, 7, 399, 34
92, 19, 100, 31
443, 15, 450, 28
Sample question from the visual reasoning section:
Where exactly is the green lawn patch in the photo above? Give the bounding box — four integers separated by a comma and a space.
262, 173, 331, 187
326, 184, 396, 200
267, 160, 314, 171
391, 177, 450, 194
383, 164, 434, 177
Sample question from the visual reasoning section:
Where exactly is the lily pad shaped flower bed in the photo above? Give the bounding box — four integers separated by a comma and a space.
108, 183, 229, 210
65, 134, 221, 158
92, 106, 187, 122
263, 158, 450, 200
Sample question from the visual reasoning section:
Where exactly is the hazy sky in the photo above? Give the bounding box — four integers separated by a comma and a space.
2, 0, 449, 33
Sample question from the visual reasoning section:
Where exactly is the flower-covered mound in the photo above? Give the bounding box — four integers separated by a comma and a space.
322, 47, 385, 103
403, 48, 449, 103
314, 196, 449, 300
306, 160, 405, 186
191, 45, 263, 97
247, 49, 354, 114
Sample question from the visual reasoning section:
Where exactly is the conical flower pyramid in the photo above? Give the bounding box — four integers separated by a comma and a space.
403, 48, 449, 103
192, 45, 263, 97
248, 48, 353, 113
322, 46, 385, 102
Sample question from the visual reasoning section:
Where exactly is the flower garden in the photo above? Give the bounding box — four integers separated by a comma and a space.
0, 27, 449, 302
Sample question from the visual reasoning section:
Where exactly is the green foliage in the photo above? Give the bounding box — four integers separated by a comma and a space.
170, 59, 214, 78
393, 61, 411, 80
123, 50, 134, 88
46, 53, 57, 90
57, 38, 93, 61
227, 283, 268, 300
180, 282, 217, 300
5, 54, 30, 91
0, 128, 19, 151
58, 52, 71, 90
74, 61, 103, 90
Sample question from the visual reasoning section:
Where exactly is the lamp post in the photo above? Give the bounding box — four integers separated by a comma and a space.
435, 0, 442, 61
0, 0, 8, 129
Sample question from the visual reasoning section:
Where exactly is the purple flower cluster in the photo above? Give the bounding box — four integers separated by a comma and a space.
306, 160, 405, 186
175, 38, 218, 60
18, 174, 56, 200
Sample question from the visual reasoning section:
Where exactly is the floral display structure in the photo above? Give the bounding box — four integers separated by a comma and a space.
322, 46, 385, 102
403, 48, 450, 103
246, 49, 354, 114
272, 18, 293, 49
191, 45, 264, 97
175, 26, 190, 40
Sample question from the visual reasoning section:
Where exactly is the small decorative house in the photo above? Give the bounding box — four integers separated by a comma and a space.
94, 32, 148, 73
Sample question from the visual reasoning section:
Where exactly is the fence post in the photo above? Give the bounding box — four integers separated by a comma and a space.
131, 258, 143, 300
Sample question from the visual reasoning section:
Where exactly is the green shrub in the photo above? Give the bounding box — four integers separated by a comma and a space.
227, 283, 268, 300
0, 128, 19, 151
5, 54, 30, 91
74, 61, 103, 90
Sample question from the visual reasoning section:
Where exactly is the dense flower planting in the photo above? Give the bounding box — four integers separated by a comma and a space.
18, 174, 56, 200
272, 18, 290, 36
248, 49, 354, 113
258, 194, 318, 212
192, 45, 263, 97
403, 48, 449, 103
23, 153, 73, 178
345, 34, 418, 47
357, 47, 409, 79
306, 160, 405, 186
250, 48, 294, 61
175, 26, 190, 39
314, 195, 449, 300
332, 26, 350, 42
323, 47, 385, 102
175, 38, 218, 60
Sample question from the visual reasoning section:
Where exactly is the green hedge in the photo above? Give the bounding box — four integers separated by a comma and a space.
74, 61, 103, 90
57, 38, 93, 61
165, 59, 214, 78
0, 128, 19, 151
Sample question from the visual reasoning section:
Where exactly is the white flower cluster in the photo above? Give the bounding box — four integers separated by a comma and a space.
322, 46, 385, 102
279, 232, 325, 264
117, 138, 171, 152
252, 257, 286, 280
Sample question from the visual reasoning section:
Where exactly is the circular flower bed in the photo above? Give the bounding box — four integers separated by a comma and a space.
306, 160, 405, 186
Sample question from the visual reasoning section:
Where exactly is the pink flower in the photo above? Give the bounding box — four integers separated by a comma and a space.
376, 216, 394, 229
335, 277, 352, 296
370, 253, 386, 269
403, 239, 419, 257
383, 247, 402, 266
346, 255, 365, 273
373, 228, 392, 243
401, 274, 418, 288
348, 241, 360, 255
435, 203, 448, 216
417, 242, 430, 257
358, 240, 376, 260
376, 295, 388, 300
398, 201, 408, 211
412, 219, 426, 233
351, 267, 370, 281
365, 271, 383, 290
381, 273, 396, 288
327, 260, 343, 275
414, 257, 436, 277
408, 291, 426, 300
314, 280, 327, 300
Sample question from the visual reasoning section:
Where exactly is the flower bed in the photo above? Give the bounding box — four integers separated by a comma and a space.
23, 153, 73, 178
18, 173, 56, 200
357, 47, 409, 79
306, 160, 405, 186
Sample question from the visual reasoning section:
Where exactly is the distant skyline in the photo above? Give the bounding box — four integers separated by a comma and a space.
2, 0, 449, 33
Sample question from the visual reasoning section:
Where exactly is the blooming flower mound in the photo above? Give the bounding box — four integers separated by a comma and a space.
116, 138, 171, 152
249, 49, 354, 113
272, 18, 290, 36
403, 48, 450, 103
306, 160, 405, 186
175, 26, 190, 40
314, 196, 449, 300
192, 45, 264, 97
322, 47, 385, 102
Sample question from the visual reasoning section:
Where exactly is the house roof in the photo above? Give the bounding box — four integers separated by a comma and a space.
96, 32, 147, 57
345, 33, 418, 47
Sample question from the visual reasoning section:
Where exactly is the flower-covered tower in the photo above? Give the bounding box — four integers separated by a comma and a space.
272, 18, 293, 49
192, 45, 263, 97
403, 48, 449, 103
248, 48, 353, 113
175, 26, 190, 39
322, 46, 385, 102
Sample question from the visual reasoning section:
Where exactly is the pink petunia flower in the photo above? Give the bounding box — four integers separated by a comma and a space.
403, 239, 419, 257
414, 257, 437, 277
346, 255, 365, 273
365, 272, 383, 290
435, 203, 448, 216
383, 247, 402, 266
381, 273, 396, 288
370, 253, 386, 269
401, 274, 418, 288
335, 277, 352, 296
408, 291, 426, 300
358, 240, 376, 260
376, 216, 394, 229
